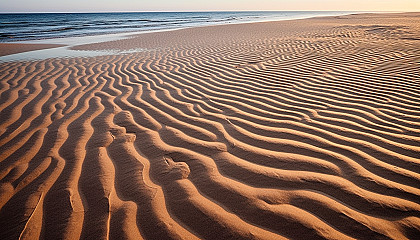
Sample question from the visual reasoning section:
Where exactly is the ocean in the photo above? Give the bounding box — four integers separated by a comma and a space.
0, 11, 358, 42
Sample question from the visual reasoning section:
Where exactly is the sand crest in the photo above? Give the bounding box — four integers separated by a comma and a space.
0, 12, 420, 239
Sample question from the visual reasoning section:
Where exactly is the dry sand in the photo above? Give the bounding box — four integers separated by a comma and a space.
0, 12, 419, 239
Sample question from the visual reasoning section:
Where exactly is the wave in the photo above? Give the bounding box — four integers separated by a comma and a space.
0, 11, 356, 42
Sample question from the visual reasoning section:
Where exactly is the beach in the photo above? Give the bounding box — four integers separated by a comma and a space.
0, 12, 419, 239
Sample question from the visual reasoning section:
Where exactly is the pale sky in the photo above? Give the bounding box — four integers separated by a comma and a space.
0, 0, 419, 13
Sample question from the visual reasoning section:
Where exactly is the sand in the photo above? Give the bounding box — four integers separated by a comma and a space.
0, 43, 65, 57
0, 12, 419, 239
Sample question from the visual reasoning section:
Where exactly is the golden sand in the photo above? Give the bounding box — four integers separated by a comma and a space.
0, 43, 65, 57
0, 12, 419, 239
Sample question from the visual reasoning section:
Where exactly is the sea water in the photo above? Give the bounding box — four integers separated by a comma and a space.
0, 11, 359, 42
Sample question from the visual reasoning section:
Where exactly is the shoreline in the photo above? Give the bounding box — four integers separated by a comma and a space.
0, 11, 368, 60
0, 11, 403, 62
1, 11, 363, 42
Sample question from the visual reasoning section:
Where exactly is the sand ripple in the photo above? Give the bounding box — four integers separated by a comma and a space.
1, 13, 420, 239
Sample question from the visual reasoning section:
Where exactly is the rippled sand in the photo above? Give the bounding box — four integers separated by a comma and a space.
0, 12, 419, 240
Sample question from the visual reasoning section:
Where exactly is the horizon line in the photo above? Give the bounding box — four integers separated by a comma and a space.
0, 10, 413, 14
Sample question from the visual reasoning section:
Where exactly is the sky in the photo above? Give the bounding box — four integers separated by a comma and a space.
0, 0, 419, 13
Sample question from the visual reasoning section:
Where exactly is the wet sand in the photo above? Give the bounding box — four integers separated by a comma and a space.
0, 43, 65, 57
